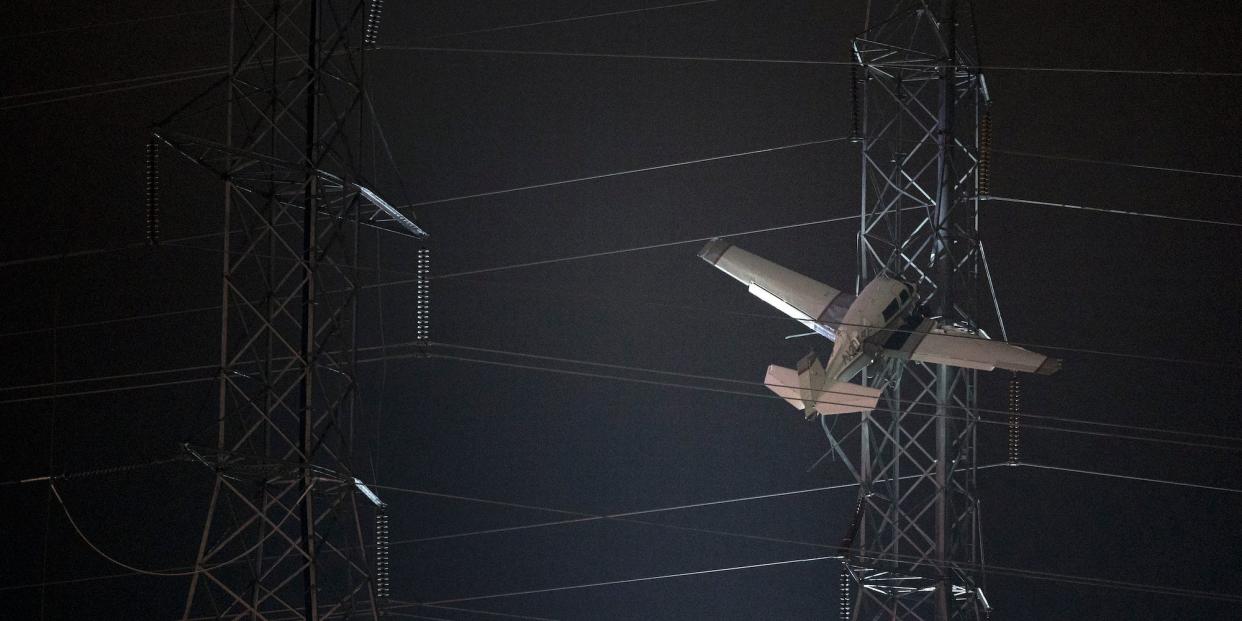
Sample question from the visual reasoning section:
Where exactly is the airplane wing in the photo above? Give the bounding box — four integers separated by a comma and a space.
699, 238, 853, 341
908, 323, 1061, 375
764, 354, 882, 417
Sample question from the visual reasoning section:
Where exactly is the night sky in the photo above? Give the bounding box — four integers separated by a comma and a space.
3, 1, 1242, 619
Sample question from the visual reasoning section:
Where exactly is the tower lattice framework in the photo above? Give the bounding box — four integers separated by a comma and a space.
155, 0, 423, 618
829, 1, 996, 618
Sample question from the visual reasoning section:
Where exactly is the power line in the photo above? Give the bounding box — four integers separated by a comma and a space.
378, 466, 1009, 546
387, 550, 1242, 607
0, 231, 224, 270
414, 555, 842, 605
363, 462, 1242, 551
5, 336, 1239, 451
4, 240, 1235, 373
388, 601, 560, 621
984, 195, 1242, 228
993, 147, 1242, 181
380, 45, 1242, 78
0, 137, 849, 272
399, 137, 849, 209
0, 6, 233, 41
0, 363, 218, 394
421, 0, 718, 40
419, 350, 1242, 453
1014, 461, 1242, 495
982, 64, 1242, 78
377, 45, 844, 66
2, 1, 715, 46
416, 343, 1242, 447
0, 64, 227, 111
7, 459, 1238, 597
8, 46, 1241, 113
0, 376, 214, 405
48, 481, 262, 578
424, 207, 882, 280
434, 275, 1242, 371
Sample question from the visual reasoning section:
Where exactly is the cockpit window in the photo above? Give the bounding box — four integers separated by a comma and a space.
882, 298, 902, 321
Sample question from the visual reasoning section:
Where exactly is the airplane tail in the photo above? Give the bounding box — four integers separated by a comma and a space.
763, 354, 882, 418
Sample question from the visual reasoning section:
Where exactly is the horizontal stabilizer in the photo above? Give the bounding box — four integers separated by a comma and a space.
764, 360, 882, 417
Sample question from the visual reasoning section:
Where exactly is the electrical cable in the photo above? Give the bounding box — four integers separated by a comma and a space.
4, 335, 1239, 451
376, 466, 1010, 546
0, 376, 216, 405
420, 0, 718, 41
0, 66, 228, 111
430, 276, 1242, 370
376, 44, 844, 65
4, 248, 1235, 373
385, 550, 1242, 606
378, 46, 1242, 78
7, 45, 1241, 112
0, 136, 849, 272
47, 481, 271, 577
420, 210, 878, 280
417, 351, 1242, 453
415, 343, 1242, 447
1013, 461, 1242, 495
422, 342, 1195, 442
414, 555, 843, 605
0, 6, 234, 41
983, 195, 1242, 228
386, 601, 560, 621
993, 147, 1242, 181
397, 137, 849, 209
0, 362, 219, 394
8, 460, 1239, 599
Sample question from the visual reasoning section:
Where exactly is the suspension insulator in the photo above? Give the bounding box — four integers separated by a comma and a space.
978, 105, 992, 197
416, 248, 431, 346
839, 566, 853, 620
145, 136, 160, 246
374, 510, 390, 600
849, 63, 863, 143
1007, 374, 1021, 465
363, 0, 385, 49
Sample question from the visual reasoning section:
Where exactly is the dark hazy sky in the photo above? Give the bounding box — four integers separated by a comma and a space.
3, 1, 1241, 619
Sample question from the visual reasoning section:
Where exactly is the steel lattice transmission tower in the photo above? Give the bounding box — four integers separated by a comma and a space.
834, 0, 996, 618
153, 0, 424, 618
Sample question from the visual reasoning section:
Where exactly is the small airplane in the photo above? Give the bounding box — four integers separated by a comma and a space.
699, 238, 1059, 418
